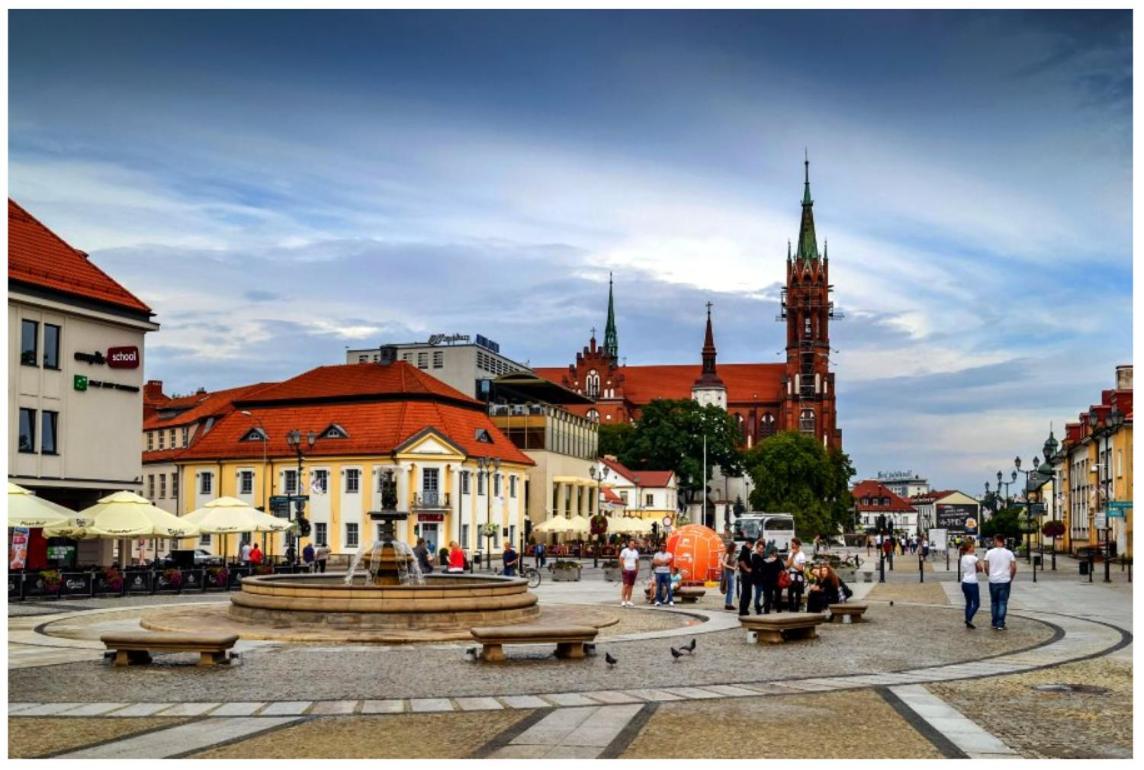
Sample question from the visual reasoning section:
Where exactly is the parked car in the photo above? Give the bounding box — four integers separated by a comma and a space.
163, 548, 223, 568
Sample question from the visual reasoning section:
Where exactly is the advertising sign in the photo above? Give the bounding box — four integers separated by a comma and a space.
9, 527, 29, 570
936, 503, 979, 535
126, 570, 154, 594
106, 346, 140, 368
60, 572, 95, 597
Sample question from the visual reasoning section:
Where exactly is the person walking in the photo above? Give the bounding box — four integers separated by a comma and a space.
750, 540, 768, 614
761, 543, 784, 613
302, 542, 315, 571
959, 541, 983, 629
737, 538, 755, 616
534, 541, 547, 569
619, 539, 640, 607
249, 543, 263, 566
314, 542, 329, 573
240, 540, 252, 565
652, 543, 674, 606
720, 540, 738, 610
785, 537, 807, 611
983, 533, 1017, 630
501, 541, 518, 576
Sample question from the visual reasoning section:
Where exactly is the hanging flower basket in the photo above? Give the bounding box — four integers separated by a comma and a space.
481, 523, 500, 539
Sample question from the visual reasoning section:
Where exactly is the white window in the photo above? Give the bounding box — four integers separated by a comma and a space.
158, 430, 165, 449
172, 472, 179, 499
147, 474, 155, 499
402, 352, 413, 362
200, 533, 212, 547
169, 429, 176, 448
432, 351, 444, 368
645, 493, 654, 507
461, 523, 470, 548
1117, 449, 1123, 478
358, 354, 368, 363
620, 490, 629, 504
478, 471, 486, 495
159, 474, 167, 499
312, 469, 328, 494
461, 471, 471, 495
284, 470, 298, 495
346, 469, 361, 493
586, 409, 599, 423
417, 352, 429, 369
799, 409, 816, 434
345, 523, 359, 548
510, 476, 517, 498
200, 472, 212, 495
586, 370, 601, 398
240, 471, 254, 495
494, 473, 501, 497
147, 432, 154, 451
182, 427, 189, 446
315, 522, 328, 546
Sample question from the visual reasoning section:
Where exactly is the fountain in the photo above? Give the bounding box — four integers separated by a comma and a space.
226, 471, 539, 639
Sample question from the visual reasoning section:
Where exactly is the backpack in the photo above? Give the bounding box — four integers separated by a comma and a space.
778, 570, 792, 589
839, 579, 853, 600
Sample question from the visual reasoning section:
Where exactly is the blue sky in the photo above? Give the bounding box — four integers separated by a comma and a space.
8, 10, 1132, 493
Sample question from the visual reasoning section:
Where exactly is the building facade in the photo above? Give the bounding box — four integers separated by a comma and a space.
9, 199, 159, 566
533, 159, 842, 452
596, 457, 678, 526
871, 471, 930, 500
852, 480, 918, 538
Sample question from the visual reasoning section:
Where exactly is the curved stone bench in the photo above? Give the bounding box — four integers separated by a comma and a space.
675, 586, 706, 603
471, 624, 597, 662
101, 631, 238, 667
739, 612, 826, 644
829, 603, 868, 623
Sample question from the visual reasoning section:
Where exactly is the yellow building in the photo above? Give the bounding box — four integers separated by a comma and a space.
173, 361, 533, 562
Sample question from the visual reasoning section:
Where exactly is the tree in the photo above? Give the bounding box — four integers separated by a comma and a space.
980, 507, 1022, 540
743, 431, 855, 538
618, 399, 743, 505
597, 422, 634, 459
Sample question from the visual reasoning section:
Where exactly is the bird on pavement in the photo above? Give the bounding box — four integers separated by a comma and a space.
681, 638, 697, 654
889, 600, 895, 607
670, 647, 683, 660
605, 652, 618, 668
465, 646, 478, 660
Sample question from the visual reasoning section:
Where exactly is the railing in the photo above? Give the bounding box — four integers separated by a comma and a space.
413, 491, 451, 509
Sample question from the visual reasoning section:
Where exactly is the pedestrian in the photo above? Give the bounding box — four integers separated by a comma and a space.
414, 537, 434, 575
761, 543, 784, 613
921, 536, 930, 561
249, 543, 263, 566
314, 542, 329, 573
720, 540, 738, 610
983, 533, 1017, 630
959, 541, 983, 629
302, 541, 315, 571
240, 540, 252, 565
737, 538, 755, 616
866, 535, 873, 557
619, 539, 640, 607
785, 537, 807, 611
502, 541, 518, 576
652, 542, 674, 606
750, 540, 768, 614
535, 541, 547, 569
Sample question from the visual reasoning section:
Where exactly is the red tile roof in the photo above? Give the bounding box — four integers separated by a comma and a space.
852, 480, 916, 512
143, 382, 277, 431
533, 363, 785, 405
243, 361, 479, 406
174, 399, 532, 465
601, 486, 625, 505
601, 457, 675, 488
8, 199, 152, 315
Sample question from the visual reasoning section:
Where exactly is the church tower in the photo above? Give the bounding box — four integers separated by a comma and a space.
603, 272, 619, 361
779, 154, 841, 448
692, 303, 727, 409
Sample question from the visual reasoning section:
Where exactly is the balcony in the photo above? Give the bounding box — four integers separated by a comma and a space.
412, 491, 451, 510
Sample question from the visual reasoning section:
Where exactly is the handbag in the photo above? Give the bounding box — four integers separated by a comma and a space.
778, 570, 792, 590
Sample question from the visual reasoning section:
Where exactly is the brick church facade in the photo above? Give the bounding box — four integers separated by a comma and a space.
534, 159, 842, 451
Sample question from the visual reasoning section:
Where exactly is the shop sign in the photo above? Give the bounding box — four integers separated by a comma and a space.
61, 572, 94, 597
181, 568, 205, 591
72, 374, 139, 393
417, 513, 445, 522
10, 526, 29, 570
1107, 501, 1131, 519
936, 503, 979, 535
428, 333, 470, 346
107, 346, 140, 368
126, 571, 154, 594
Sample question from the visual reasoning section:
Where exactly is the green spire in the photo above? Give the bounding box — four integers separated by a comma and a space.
604, 272, 619, 360
796, 151, 820, 262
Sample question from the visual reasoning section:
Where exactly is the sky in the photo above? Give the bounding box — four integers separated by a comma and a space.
8, 10, 1133, 494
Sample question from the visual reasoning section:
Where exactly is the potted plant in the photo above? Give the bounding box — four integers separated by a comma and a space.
207, 565, 229, 588
601, 558, 621, 582
552, 559, 582, 582
162, 567, 184, 590
39, 569, 62, 595
101, 566, 125, 594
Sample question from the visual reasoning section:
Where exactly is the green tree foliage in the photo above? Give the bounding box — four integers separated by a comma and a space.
617, 399, 743, 503
980, 507, 1023, 540
744, 431, 855, 538
597, 422, 634, 459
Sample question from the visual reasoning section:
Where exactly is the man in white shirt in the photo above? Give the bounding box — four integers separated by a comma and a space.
618, 539, 641, 607
983, 534, 1017, 630
652, 545, 674, 606
240, 541, 252, 565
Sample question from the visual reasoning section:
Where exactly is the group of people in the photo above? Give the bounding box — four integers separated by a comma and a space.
238, 541, 264, 566
959, 533, 1017, 630
298, 542, 330, 572
720, 537, 851, 615
865, 534, 930, 559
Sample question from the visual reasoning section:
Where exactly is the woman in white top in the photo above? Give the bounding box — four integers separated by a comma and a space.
959, 541, 983, 629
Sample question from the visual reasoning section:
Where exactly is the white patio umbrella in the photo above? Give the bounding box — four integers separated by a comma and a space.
79, 491, 200, 567
183, 497, 292, 563
7, 483, 72, 529
565, 515, 591, 535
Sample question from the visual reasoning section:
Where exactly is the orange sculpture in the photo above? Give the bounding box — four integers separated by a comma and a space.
666, 524, 726, 584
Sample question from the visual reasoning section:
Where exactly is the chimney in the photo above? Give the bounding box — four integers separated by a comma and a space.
144, 380, 165, 402
1116, 364, 1132, 391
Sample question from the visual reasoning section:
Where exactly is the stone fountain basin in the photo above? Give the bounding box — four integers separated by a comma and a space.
228, 572, 540, 630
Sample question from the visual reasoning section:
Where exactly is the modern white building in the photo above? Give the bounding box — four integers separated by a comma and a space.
870, 471, 930, 499
346, 334, 530, 400
9, 199, 159, 566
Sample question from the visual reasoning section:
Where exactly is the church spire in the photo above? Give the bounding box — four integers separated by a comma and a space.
603, 272, 619, 361
694, 302, 724, 387
796, 152, 820, 262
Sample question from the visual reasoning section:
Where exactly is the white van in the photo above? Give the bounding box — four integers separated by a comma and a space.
731, 512, 797, 553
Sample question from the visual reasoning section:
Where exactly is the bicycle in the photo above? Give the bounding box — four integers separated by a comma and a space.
522, 565, 542, 589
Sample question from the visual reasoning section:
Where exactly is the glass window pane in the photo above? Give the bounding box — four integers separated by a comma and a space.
21, 320, 38, 366
41, 411, 58, 454
43, 324, 60, 368
19, 408, 36, 452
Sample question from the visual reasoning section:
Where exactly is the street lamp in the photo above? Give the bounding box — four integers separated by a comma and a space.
1088, 406, 1123, 583
588, 464, 609, 568
284, 429, 316, 564
1014, 455, 1041, 565
1039, 428, 1060, 571
476, 456, 500, 572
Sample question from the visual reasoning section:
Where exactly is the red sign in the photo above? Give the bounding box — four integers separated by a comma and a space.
417, 513, 445, 522
106, 346, 140, 369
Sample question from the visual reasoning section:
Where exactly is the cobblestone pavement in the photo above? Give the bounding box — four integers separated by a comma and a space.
8, 573, 1132, 759
8, 716, 193, 758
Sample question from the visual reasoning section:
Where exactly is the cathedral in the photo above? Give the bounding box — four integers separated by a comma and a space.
534, 158, 842, 452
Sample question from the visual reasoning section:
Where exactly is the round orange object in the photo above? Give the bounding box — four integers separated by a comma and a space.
666, 524, 727, 584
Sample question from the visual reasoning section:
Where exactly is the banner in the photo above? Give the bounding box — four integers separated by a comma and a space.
936, 503, 979, 535
10, 527, 29, 570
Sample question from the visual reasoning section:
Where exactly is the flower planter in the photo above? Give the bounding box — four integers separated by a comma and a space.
553, 567, 582, 582
603, 567, 622, 582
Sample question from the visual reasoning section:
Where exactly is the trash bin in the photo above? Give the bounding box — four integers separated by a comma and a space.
1033, 555, 1042, 568
1079, 561, 1089, 576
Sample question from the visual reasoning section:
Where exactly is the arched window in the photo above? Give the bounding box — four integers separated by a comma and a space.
586, 408, 600, 423
585, 370, 601, 399
799, 409, 816, 435
761, 413, 776, 438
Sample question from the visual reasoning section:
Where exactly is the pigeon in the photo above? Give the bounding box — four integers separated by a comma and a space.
605, 652, 618, 668
670, 646, 683, 660
889, 600, 895, 607
465, 646, 479, 660
681, 638, 697, 654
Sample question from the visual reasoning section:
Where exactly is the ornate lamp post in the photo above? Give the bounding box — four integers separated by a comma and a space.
1088, 406, 1123, 583
1039, 428, 1060, 570
1014, 455, 1041, 565
284, 429, 316, 563
588, 464, 609, 568
476, 456, 500, 572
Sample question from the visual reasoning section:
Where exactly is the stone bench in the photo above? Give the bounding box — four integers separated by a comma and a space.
675, 586, 706, 603
739, 612, 826, 644
101, 631, 239, 667
828, 602, 868, 623
470, 625, 597, 662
